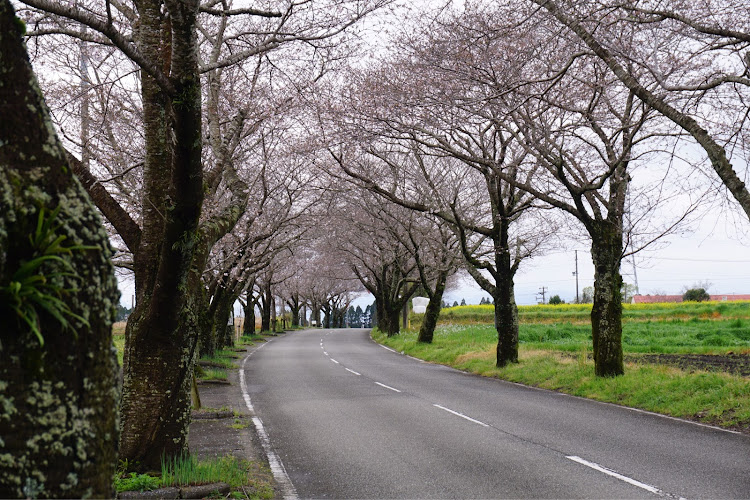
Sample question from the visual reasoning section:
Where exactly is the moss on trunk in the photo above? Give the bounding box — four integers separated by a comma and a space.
0, 2, 120, 495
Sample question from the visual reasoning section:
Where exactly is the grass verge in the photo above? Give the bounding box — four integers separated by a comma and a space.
240, 333, 268, 344
373, 328, 750, 432
115, 455, 274, 499
198, 367, 228, 382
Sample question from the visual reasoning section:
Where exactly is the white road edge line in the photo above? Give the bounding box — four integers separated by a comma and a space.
566, 455, 664, 496
433, 404, 490, 427
375, 382, 402, 393
345, 368, 361, 376
379, 345, 397, 353
323, 351, 328, 356
240, 346, 298, 500
330, 359, 340, 364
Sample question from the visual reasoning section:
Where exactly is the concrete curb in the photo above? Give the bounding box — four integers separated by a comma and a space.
118, 482, 230, 499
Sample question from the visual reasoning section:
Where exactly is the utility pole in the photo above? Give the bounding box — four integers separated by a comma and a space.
537, 286, 547, 304
572, 250, 579, 303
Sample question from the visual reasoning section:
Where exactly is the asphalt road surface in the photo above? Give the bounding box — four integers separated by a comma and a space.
241, 329, 750, 499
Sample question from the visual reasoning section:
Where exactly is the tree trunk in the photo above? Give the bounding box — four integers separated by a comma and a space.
384, 306, 401, 336
418, 271, 448, 343
322, 305, 331, 329
261, 285, 272, 332
291, 303, 300, 327
494, 286, 519, 367
0, 4, 119, 495
271, 295, 277, 332
590, 223, 625, 377
197, 285, 216, 358
493, 218, 519, 366
243, 299, 255, 335
119, 0, 204, 468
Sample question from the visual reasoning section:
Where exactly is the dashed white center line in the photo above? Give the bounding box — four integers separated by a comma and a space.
566, 456, 664, 496
330, 359, 340, 364
345, 368, 361, 375
433, 404, 490, 427
375, 382, 402, 393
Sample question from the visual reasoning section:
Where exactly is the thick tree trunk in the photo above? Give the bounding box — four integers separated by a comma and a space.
590, 224, 625, 377
493, 219, 519, 366
322, 305, 331, 329
384, 306, 401, 336
0, 4, 119, 495
494, 286, 519, 367
291, 305, 300, 327
418, 271, 448, 343
119, 0, 204, 469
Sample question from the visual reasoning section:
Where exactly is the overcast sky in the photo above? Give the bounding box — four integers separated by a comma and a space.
445, 209, 750, 306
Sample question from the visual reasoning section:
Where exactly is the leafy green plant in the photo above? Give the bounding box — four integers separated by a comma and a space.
0, 206, 96, 345
114, 472, 161, 493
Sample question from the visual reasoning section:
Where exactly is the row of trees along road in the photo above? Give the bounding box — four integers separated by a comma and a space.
321, 0, 745, 377
6, 0, 390, 489
3, 0, 750, 494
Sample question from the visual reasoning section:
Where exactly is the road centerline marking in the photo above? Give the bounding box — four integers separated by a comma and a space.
433, 404, 490, 427
375, 382, 402, 393
566, 455, 665, 496
345, 368, 361, 376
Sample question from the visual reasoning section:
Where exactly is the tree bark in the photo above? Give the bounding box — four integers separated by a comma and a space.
417, 271, 448, 343
590, 222, 625, 377
493, 285, 519, 367
260, 283, 272, 332
119, 0, 204, 469
243, 298, 255, 335
0, 3, 119, 495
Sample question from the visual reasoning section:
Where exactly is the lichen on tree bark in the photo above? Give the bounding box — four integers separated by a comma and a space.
0, 1, 120, 496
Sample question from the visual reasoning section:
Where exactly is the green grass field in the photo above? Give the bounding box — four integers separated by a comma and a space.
381, 302, 750, 431
373, 326, 750, 430
433, 300, 750, 325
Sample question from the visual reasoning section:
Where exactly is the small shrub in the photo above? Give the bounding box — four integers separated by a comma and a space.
548, 295, 564, 305
683, 288, 710, 302
115, 473, 161, 493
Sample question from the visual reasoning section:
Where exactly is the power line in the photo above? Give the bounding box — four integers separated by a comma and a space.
643, 256, 750, 263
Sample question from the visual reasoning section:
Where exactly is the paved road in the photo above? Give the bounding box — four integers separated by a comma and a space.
242, 329, 750, 499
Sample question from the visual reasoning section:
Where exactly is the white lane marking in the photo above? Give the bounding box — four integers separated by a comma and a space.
433, 404, 490, 428
323, 351, 328, 356
240, 344, 298, 500
375, 382, 402, 393
345, 368, 361, 376
380, 345, 397, 353
566, 456, 663, 496
330, 359, 340, 364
